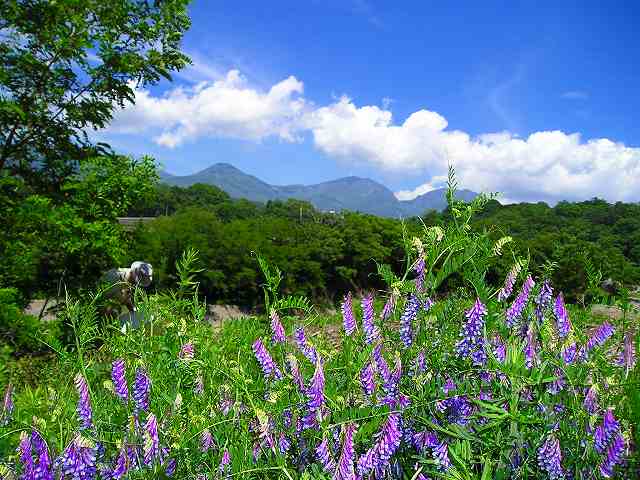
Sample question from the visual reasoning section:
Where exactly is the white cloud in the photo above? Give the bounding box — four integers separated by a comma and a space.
304, 97, 640, 203
561, 90, 589, 100
106, 70, 307, 147
104, 69, 640, 203
394, 175, 448, 201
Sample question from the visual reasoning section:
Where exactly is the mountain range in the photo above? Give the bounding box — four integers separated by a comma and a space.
161, 163, 478, 217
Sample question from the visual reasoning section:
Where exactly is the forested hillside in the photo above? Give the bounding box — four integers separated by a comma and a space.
126, 183, 640, 308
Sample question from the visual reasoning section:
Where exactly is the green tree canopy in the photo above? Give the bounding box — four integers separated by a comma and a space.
0, 0, 191, 191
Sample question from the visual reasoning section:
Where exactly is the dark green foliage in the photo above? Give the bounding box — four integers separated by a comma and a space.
0, 0, 191, 191
127, 184, 639, 309
1, 156, 159, 302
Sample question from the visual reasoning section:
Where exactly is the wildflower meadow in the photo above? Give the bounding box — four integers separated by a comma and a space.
1, 186, 638, 479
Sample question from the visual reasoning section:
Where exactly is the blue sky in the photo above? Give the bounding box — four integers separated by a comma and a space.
102, 0, 640, 203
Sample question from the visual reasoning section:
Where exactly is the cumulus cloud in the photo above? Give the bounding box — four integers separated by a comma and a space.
105, 69, 640, 203
394, 175, 448, 201
303, 96, 640, 203
561, 90, 589, 100
106, 70, 307, 147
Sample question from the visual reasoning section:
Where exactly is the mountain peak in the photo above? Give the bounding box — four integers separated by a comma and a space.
162, 163, 478, 217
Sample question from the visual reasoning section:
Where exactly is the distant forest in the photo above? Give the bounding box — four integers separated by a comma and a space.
126, 183, 640, 308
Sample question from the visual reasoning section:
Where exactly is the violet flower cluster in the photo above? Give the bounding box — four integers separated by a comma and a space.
360, 362, 375, 398
336, 423, 357, 480
133, 368, 151, 413
586, 322, 615, 351
178, 342, 194, 360
342, 292, 357, 336
18, 430, 54, 480
252, 338, 283, 381
380, 294, 396, 321
361, 293, 380, 345
593, 409, 625, 477
270, 310, 286, 344
111, 359, 128, 402
74, 373, 93, 430
301, 358, 325, 429
294, 326, 318, 364
357, 413, 402, 477
400, 295, 420, 348
524, 322, 538, 369
498, 264, 520, 301
537, 435, 564, 480
57, 435, 97, 480
455, 298, 488, 366
315, 437, 336, 473
143, 413, 159, 466
1, 383, 13, 426
505, 275, 535, 328
554, 293, 572, 338
534, 279, 553, 324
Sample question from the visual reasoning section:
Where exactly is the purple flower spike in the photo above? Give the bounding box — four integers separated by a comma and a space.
219, 449, 231, 476
143, 414, 159, 465
74, 373, 93, 430
492, 336, 506, 363
18, 431, 35, 478
603, 409, 620, 439
412, 350, 427, 376
382, 355, 402, 398
278, 434, 291, 454
302, 358, 325, 429
32, 430, 53, 480
400, 295, 420, 348
415, 255, 426, 293
456, 298, 488, 366
1, 383, 13, 426
506, 275, 535, 328
535, 280, 554, 324
360, 362, 375, 398
111, 447, 129, 479
270, 310, 286, 344
381, 294, 396, 321
134, 367, 151, 413
286, 354, 305, 392
336, 424, 357, 480
594, 424, 608, 454
194, 373, 204, 395
583, 386, 598, 415
561, 342, 577, 365
587, 322, 615, 351
357, 413, 402, 477
58, 435, 97, 480
537, 435, 564, 480
599, 432, 625, 478
252, 338, 283, 381
442, 377, 456, 395
294, 326, 318, 364
361, 294, 380, 345
111, 359, 128, 402
524, 323, 537, 369
498, 265, 519, 301
554, 293, 572, 338
373, 343, 391, 382
165, 458, 176, 477
433, 441, 451, 471
178, 342, 194, 360
622, 330, 636, 375
200, 429, 214, 452
546, 369, 565, 395
316, 437, 336, 472
342, 292, 357, 336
